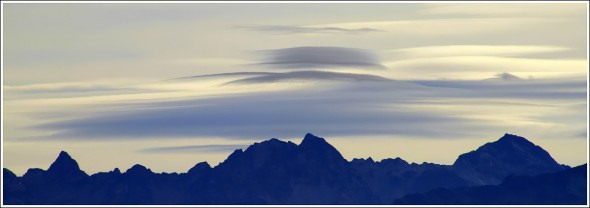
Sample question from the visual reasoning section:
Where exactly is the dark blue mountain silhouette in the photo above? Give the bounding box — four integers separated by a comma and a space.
394, 164, 587, 205
453, 133, 568, 185
2, 133, 586, 205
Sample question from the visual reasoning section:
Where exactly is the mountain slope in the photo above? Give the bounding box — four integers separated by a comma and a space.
193, 133, 377, 204
394, 164, 587, 205
452, 133, 567, 185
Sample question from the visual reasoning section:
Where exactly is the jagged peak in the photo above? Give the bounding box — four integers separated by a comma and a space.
497, 133, 533, 144
47, 151, 84, 175
195, 161, 211, 169
244, 138, 297, 154
500, 133, 526, 139
23, 168, 46, 179
255, 137, 291, 146
53, 151, 75, 164
469, 133, 539, 154
453, 134, 561, 170
112, 168, 121, 174
464, 133, 536, 153
298, 133, 346, 162
351, 157, 375, 163
58, 150, 71, 158
188, 162, 212, 174
126, 164, 152, 174
299, 133, 329, 147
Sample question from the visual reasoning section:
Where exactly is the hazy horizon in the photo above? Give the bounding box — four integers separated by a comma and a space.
2, 2, 588, 175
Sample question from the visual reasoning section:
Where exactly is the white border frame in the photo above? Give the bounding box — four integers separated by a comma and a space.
1, 1, 588, 207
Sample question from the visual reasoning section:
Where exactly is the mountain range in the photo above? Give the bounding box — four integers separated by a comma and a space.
3, 133, 587, 205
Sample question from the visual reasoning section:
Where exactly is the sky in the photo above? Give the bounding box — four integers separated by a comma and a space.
2, 2, 588, 175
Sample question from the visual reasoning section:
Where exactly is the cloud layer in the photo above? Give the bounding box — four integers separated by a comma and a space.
238, 25, 382, 34
33, 75, 585, 143
385, 45, 571, 59
258, 46, 384, 69
225, 71, 391, 84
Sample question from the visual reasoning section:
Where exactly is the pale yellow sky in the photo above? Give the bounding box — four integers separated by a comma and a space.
2, 2, 588, 175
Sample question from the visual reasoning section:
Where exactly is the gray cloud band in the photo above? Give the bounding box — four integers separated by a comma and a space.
33, 75, 586, 141
238, 25, 382, 34
257, 46, 385, 69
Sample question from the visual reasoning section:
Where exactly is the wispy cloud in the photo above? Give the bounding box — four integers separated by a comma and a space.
315, 17, 567, 36
383, 56, 586, 80
2, 80, 160, 101
487, 72, 525, 81
258, 46, 384, 69
4, 81, 139, 93
409, 78, 586, 100
171, 72, 277, 81
33, 81, 473, 140
237, 25, 382, 34
32, 76, 585, 141
225, 71, 391, 84
385, 45, 572, 60
421, 3, 586, 17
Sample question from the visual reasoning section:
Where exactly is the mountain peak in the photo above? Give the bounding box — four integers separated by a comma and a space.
188, 162, 211, 175
453, 134, 565, 185
112, 168, 121, 175
47, 151, 87, 178
300, 133, 329, 146
494, 133, 542, 149
51, 151, 75, 167
126, 164, 152, 174
251, 137, 295, 148
498, 133, 530, 143
58, 150, 71, 158
298, 133, 346, 163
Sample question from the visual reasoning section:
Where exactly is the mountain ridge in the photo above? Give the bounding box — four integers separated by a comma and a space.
3, 133, 585, 205
394, 164, 587, 205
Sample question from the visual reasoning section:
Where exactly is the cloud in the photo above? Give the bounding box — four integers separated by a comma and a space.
409, 78, 586, 100
139, 144, 248, 154
171, 72, 277, 81
32, 75, 585, 142
383, 56, 587, 80
421, 3, 587, 17
237, 25, 382, 34
168, 58, 250, 67
258, 46, 384, 69
4, 48, 144, 68
225, 71, 391, 84
385, 45, 571, 60
2, 80, 161, 101
4, 81, 135, 94
486, 73, 525, 81
314, 17, 568, 36
34, 81, 481, 140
